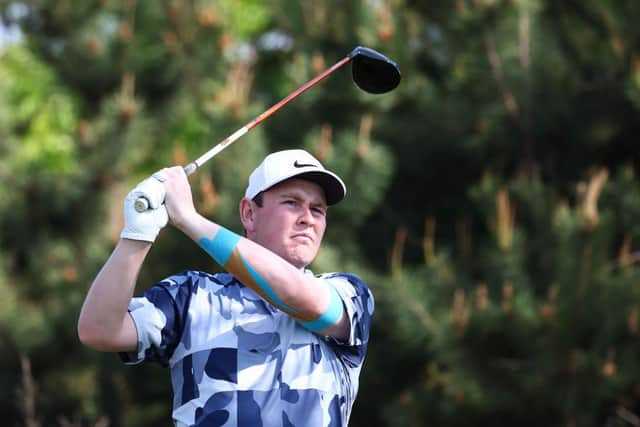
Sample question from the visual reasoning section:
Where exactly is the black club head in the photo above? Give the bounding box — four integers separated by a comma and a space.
349, 46, 401, 94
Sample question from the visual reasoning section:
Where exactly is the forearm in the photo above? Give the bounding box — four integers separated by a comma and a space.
176, 214, 332, 322
77, 239, 151, 350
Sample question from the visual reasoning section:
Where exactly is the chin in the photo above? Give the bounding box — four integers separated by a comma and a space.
285, 251, 316, 270
287, 256, 311, 269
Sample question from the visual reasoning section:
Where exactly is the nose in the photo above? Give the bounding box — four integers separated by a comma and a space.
297, 206, 315, 226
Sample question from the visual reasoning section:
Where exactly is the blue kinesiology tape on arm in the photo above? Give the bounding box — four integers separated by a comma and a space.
198, 227, 297, 313
199, 227, 342, 329
298, 281, 344, 333
198, 227, 241, 266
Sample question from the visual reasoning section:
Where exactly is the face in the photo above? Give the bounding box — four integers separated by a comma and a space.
241, 178, 328, 269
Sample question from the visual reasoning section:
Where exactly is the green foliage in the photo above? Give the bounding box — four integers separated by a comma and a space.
0, 46, 79, 175
216, 0, 271, 37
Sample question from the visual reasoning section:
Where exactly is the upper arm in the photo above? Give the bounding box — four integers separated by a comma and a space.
77, 311, 138, 353
108, 313, 139, 352
320, 309, 350, 342
317, 274, 375, 348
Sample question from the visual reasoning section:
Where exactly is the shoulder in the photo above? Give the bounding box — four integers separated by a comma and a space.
145, 270, 237, 299
317, 272, 375, 314
158, 270, 235, 288
318, 272, 372, 295
160, 270, 234, 285
318, 271, 364, 283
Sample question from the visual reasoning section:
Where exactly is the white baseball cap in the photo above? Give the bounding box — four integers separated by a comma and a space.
245, 149, 347, 205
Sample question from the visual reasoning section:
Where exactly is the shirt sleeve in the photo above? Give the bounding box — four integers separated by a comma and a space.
321, 273, 375, 367
119, 272, 194, 366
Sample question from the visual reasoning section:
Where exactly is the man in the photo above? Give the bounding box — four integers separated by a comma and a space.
77, 149, 375, 427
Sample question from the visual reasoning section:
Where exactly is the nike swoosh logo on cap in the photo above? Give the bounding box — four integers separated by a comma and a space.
293, 160, 317, 168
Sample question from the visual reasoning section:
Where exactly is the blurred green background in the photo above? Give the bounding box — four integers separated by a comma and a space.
2, 1, 640, 426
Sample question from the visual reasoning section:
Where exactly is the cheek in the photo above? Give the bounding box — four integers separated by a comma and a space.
259, 216, 288, 243
317, 217, 327, 235
310, 223, 326, 249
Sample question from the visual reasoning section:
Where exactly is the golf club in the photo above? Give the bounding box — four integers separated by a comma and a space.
134, 46, 401, 212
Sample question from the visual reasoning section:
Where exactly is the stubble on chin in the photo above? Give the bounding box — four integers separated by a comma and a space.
283, 244, 318, 269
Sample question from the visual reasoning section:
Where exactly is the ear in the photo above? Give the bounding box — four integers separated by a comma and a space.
239, 198, 256, 234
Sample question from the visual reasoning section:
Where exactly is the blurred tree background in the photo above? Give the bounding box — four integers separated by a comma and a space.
1, 0, 640, 426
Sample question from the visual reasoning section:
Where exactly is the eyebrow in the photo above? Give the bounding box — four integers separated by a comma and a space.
278, 191, 327, 208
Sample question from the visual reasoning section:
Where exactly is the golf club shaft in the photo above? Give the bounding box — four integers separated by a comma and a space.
189, 55, 352, 174
134, 55, 353, 212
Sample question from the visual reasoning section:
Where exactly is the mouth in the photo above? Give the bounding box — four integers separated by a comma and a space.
292, 233, 314, 243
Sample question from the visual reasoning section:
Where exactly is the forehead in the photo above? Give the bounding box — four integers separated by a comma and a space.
265, 178, 327, 204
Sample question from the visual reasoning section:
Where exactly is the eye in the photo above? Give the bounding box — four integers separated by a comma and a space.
312, 206, 327, 216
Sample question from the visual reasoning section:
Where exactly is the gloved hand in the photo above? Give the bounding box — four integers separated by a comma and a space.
120, 171, 169, 242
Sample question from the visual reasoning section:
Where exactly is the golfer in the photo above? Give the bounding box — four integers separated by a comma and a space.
77, 149, 375, 426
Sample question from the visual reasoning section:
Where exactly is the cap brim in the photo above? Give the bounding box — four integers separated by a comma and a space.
296, 171, 346, 205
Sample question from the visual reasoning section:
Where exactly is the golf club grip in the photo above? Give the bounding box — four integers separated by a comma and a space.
133, 162, 197, 212
133, 197, 150, 213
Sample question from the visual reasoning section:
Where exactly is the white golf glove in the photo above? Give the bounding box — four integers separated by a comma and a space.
120, 171, 168, 242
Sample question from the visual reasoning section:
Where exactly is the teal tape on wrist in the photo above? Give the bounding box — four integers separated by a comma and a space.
299, 282, 344, 333
198, 227, 241, 266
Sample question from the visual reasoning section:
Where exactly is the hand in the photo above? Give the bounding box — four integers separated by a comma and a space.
120, 171, 169, 242
162, 166, 198, 230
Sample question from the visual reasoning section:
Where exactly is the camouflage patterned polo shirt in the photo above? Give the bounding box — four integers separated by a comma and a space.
120, 270, 374, 427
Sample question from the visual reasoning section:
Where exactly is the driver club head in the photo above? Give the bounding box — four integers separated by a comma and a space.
348, 46, 401, 94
